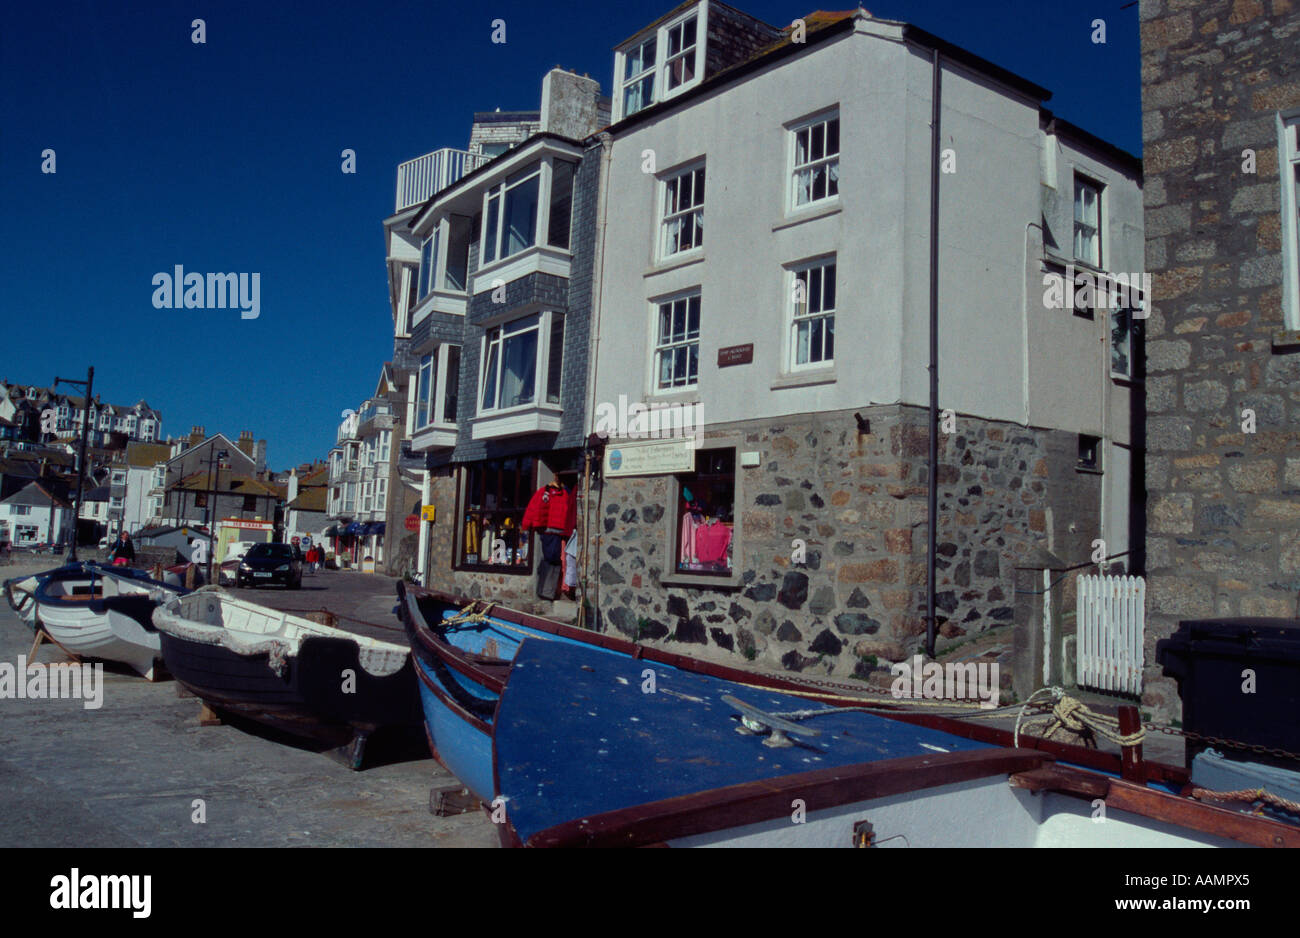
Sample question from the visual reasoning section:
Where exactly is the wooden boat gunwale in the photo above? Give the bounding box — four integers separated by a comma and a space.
508, 745, 1300, 849
510, 747, 1055, 848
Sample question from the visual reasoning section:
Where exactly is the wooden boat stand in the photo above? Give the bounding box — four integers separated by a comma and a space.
27, 628, 82, 666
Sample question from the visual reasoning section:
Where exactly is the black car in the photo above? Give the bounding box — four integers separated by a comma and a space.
236, 543, 303, 589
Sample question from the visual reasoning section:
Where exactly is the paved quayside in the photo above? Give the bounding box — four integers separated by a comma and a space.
0, 561, 498, 847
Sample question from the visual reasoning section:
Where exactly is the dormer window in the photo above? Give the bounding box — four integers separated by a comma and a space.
616, 7, 705, 120
623, 36, 657, 118
665, 16, 698, 91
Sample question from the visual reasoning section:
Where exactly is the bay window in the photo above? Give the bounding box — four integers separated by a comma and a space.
418, 231, 439, 300
417, 344, 463, 429
375, 478, 387, 512
482, 165, 541, 265
480, 313, 563, 412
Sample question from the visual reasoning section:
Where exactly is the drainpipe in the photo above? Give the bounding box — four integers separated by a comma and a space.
580, 132, 614, 629
925, 49, 942, 659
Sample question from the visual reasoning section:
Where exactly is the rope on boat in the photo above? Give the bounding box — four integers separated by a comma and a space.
1190, 786, 1300, 815
1014, 687, 1145, 750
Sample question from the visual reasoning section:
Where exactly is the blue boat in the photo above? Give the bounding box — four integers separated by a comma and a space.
397, 583, 960, 801
492, 638, 1300, 848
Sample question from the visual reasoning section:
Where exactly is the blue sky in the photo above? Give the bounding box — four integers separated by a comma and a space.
0, 0, 1140, 470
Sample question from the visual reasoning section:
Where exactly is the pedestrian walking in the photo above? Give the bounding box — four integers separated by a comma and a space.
110, 531, 135, 567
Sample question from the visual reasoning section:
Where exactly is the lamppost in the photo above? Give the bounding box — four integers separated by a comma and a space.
54, 367, 93, 564
204, 443, 228, 585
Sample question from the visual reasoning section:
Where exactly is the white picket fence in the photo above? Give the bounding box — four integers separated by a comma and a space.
1076, 574, 1145, 696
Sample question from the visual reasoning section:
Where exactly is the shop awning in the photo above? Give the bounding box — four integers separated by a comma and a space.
371, 522, 386, 536
345, 522, 363, 535
324, 525, 339, 536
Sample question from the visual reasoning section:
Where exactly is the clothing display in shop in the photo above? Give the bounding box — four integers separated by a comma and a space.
695, 519, 732, 565
522, 481, 576, 538
564, 532, 579, 589
523, 479, 576, 600
680, 510, 701, 565
464, 515, 480, 562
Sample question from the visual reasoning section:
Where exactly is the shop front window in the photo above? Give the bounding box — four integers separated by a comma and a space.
676, 449, 734, 575
460, 457, 536, 570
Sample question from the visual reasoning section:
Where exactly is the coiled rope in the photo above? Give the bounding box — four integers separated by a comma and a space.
1014, 686, 1145, 749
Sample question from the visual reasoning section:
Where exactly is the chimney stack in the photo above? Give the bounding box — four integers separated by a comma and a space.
236, 430, 254, 459
188, 426, 205, 447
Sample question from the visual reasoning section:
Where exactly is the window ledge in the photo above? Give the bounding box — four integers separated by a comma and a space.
472, 405, 564, 440
644, 252, 705, 278
646, 388, 700, 405
1272, 330, 1300, 352
773, 203, 841, 233
472, 246, 573, 293
660, 572, 741, 590
771, 369, 836, 390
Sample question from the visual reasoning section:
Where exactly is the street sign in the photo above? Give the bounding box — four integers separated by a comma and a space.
405, 515, 419, 531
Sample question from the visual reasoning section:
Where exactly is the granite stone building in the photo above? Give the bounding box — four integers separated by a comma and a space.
1139, 0, 1300, 715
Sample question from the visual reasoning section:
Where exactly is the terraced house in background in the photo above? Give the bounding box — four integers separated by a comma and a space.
588, 3, 1145, 680
386, 69, 609, 603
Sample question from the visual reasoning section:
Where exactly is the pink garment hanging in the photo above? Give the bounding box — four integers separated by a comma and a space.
680, 512, 701, 566
695, 521, 732, 565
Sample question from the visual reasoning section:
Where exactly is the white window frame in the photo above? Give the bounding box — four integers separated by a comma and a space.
1280, 110, 1300, 331
481, 163, 543, 267
788, 256, 837, 371
788, 110, 841, 211
621, 34, 657, 120
1110, 306, 1134, 380
652, 290, 702, 392
375, 478, 387, 512
418, 229, 440, 301
417, 345, 462, 430
613, 5, 706, 120
1073, 175, 1103, 268
478, 313, 562, 414
659, 161, 705, 260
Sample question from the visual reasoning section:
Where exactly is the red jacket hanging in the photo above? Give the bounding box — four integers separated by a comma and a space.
522, 483, 576, 537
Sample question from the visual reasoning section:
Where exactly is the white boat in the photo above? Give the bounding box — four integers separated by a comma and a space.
3, 567, 56, 630
32, 564, 185, 680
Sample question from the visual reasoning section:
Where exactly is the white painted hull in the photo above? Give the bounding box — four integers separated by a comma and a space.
669, 776, 1244, 848
5, 575, 41, 628
35, 600, 162, 680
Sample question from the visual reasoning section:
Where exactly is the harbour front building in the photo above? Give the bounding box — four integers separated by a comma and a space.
585, 4, 1145, 682
392, 69, 609, 610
